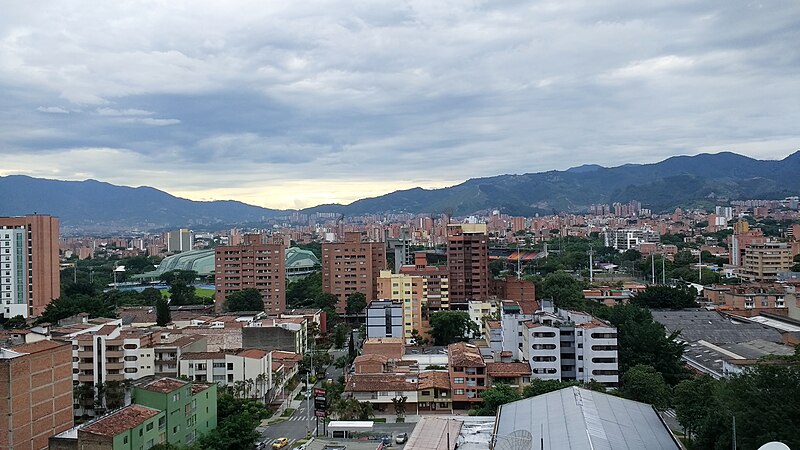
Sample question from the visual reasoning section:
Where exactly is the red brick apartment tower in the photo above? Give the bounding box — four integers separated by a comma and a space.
0, 340, 73, 450
447, 224, 489, 308
214, 234, 286, 315
322, 232, 387, 314
0, 215, 60, 319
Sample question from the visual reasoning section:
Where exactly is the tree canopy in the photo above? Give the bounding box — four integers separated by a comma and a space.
537, 271, 585, 308
345, 292, 367, 315
428, 311, 479, 346
630, 285, 698, 309
224, 289, 264, 312
619, 364, 670, 409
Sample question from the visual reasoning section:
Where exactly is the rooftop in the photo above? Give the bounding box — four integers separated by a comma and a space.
486, 362, 532, 377
141, 377, 188, 394
651, 309, 783, 344
80, 405, 162, 437
448, 342, 485, 367
345, 373, 417, 392
496, 387, 681, 450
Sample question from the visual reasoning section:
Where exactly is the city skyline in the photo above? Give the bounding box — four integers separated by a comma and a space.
1, 2, 799, 209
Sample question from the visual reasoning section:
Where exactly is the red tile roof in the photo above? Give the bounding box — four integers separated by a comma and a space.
10, 339, 69, 354
487, 362, 532, 377
418, 371, 451, 390
81, 404, 161, 437
191, 384, 212, 395
345, 374, 417, 392
237, 348, 269, 359
181, 352, 226, 360
447, 342, 485, 367
142, 377, 188, 394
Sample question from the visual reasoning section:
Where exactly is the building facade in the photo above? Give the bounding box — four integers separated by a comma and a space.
1, 340, 73, 450
214, 234, 286, 314
365, 300, 403, 339
446, 224, 489, 306
376, 270, 426, 341
741, 242, 793, 282
0, 215, 60, 319
399, 252, 449, 311
321, 232, 387, 313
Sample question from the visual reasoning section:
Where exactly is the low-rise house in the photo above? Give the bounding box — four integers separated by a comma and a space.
486, 362, 532, 390
178, 349, 273, 399
448, 342, 487, 409
417, 371, 452, 413
344, 373, 419, 414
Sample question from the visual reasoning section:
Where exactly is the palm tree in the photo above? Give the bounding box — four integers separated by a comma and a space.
104, 380, 126, 410
245, 378, 255, 399
74, 384, 95, 418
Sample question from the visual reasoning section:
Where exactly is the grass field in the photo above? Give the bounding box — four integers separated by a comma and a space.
160, 287, 215, 298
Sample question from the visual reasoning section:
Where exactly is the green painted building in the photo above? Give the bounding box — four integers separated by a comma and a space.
131, 378, 218, 446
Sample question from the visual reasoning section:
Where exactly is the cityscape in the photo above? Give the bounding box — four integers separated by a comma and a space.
2, 2, 800, 450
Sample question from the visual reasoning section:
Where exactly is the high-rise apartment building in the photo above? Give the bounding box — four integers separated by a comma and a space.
1, 340, 73, 450
321, 232, 387, 313
166, 229, 193, 253
446, 224, 489, 307
214, 234, 286, 314
400, 252, 449, 311
0, 215, 60, 319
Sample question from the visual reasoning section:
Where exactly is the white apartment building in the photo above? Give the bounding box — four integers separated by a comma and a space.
0, 228, 26, 318
366, 299, 404, 339
603, 228, 659, 251
179, 349, 273, 398
512, 304, 619, 386
468, 299, 497, 335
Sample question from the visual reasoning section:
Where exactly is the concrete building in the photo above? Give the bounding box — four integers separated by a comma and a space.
131, 378, 217, 447
1, 340, 73, 450
214, 234, 286, 315
447, 224, 489, 307
344, 373, 419, 414
49, 404, 165, 450
241, 317, 308, 354
0, 215, 60, 319
516, 305, 618, 386
741, 242, 793, 282
603, 227, 659, 251
179, 349, 273, 396
321, 232, 387, 313
467, 299, 497, 335
365, 299, 403, 339
153, 334, 207, 378
728, 228, 766, 267
400, 252, 449, 311
166, 228, 193, 253
376, 270, 427, 341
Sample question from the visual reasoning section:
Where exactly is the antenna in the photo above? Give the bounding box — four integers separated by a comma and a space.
492, 429, 533, 450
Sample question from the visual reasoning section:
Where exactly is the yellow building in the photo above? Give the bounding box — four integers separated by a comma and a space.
376, 270, 428, 342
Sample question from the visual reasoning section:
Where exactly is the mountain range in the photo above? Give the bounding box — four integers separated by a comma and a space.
1, 151, 799, 231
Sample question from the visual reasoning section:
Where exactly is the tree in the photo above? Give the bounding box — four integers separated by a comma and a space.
74, 383, 95, 417
538, 271, 585, 308
522, 379, 579, 398
103, 380, 126, 410
168, 282, 196, 306
159, 269, 197, 285
348, 330, 356, 360
631, 285, 698, 309
156, 297, 171, 326
140, 287, 163, 305
475, 384, 521, 415
619, 364, 670, 409
345, 292, 367, 315
391, 395, 408, 419
38, 294, 116, 324
224, 289, 264, 312
428, 311, 480, 346
792, 254, 800, 272
194, 411, 261, 450
409, 329, 429, 346
333, 324, 348, 349
1, 315, 27, 330
604, 304, 687, 385
673, 375, 717, 446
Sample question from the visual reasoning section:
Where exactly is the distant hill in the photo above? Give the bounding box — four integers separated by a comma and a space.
301, 151, 800, 216
2, 151, 799, 231
0, 176, 282, 231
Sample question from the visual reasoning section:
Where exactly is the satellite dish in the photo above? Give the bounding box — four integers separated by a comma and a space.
758, 443, 791, 450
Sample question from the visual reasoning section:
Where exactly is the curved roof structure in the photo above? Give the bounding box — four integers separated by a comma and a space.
134, 249, 215, 279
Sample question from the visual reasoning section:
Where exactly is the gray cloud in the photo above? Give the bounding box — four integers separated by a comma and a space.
0, 0, 799, 208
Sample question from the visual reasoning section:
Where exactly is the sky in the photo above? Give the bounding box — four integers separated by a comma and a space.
1, 1, 799, 210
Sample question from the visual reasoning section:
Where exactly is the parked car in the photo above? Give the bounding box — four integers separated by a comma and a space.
395, 433, 408, 444
272, 437, 289, 449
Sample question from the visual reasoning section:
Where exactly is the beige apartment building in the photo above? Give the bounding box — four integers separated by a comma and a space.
376, 270, 427, 341
741, 242, 793, 282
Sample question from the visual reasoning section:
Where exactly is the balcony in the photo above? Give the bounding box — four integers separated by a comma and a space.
105, 350, 123, 359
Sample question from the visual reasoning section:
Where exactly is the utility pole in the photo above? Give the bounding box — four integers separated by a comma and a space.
699, 251, 702, 283
661, 252, 666, 284
588, 245, 594, 284
305, 372, 311, 437
651, 253, 655, 284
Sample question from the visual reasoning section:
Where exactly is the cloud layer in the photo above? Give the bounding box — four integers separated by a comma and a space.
1, 0, 799, 209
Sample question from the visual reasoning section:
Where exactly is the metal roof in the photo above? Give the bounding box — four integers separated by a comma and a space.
495, 387, 681, 450
650, 309, 783, 344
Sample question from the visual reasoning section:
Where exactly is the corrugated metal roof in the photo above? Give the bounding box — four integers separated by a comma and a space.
496, 387, 681, 450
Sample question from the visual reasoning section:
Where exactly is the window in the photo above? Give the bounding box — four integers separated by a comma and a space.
454, 389, 464, 395
124, 436, 129, 444
453, 377, 464, 384
146, 422, 154, 431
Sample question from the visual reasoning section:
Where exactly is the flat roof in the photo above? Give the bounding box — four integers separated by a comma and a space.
327, 421, 374, 430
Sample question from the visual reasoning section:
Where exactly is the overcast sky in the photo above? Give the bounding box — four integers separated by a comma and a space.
1, 1, 799, 209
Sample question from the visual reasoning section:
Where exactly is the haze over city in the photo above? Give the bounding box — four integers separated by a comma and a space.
1, 1, 799, 209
